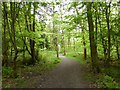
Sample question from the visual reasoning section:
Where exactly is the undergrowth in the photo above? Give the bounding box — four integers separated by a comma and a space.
97, 74, 120, 88
2, 50, 61, 88
66, 51, 120, 88
66, 51, 90, 64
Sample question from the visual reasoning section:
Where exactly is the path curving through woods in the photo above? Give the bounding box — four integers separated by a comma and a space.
36, 54, 90, 88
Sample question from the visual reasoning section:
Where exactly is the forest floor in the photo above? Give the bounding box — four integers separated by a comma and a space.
35, 54, 90, 88
3, 54, 92, 88
3, 52, 120, 88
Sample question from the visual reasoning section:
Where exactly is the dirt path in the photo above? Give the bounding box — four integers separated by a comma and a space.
36, 55, 90, 88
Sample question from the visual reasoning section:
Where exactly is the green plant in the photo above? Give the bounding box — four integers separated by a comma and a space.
2, 67, 13, 78
97, 75, 119, 88
66, 52, 86, 64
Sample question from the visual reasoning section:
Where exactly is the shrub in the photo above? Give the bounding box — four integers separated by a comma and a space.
2, 67, 13, 78
97, 75, 119, 88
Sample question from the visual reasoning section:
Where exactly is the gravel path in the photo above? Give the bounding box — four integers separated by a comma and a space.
38, 55, 90, 88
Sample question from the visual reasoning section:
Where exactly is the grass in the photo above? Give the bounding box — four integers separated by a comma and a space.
41, 50, 61, 69
96, 74, 120, 88
2, 50, 61, 88
86, 60, 120, 88
3, 48, 120, 88
66, 51, 90, 65
65, 50, 120, 88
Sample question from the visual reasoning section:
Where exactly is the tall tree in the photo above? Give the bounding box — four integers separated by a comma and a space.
2, 2, 8, 66
52, 2, 59, 58
86, 2, 100, 73
98, 3, 107, 61
105, 2, 111, 66
29, 2, 36, 64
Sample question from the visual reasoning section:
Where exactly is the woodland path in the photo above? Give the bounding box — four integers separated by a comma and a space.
36, 54, 90, 88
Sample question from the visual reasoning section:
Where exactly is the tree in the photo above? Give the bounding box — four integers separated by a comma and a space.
86, 2, 100, 73
2, 2, 8, 66
105, 2, 111, 66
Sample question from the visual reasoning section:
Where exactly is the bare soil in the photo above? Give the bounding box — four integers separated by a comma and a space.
34, 55, 90, 88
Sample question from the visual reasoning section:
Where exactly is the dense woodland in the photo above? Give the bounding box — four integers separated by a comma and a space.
2, 1, 120, 88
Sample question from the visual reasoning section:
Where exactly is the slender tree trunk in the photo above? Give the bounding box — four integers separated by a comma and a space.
52, 2, 55, 51
75, 5, 87, 61
28, 2, 36, 64
68, 32, 71, 49
10, 45, 13, 66
62, 31, 66, 56
116, 42, 120, 60
83, 38, 86, 61
63, 35, 66, 55
10, 2, 19, 77
105, 3, 111, 66
98, 12, 107, 62
32, 2, 36, 62
82, 26, 87, 61
112, 35, 120, 60
81, 26, 87, 60
117, 1, 120, 61
73, 38, 75, 51
24, 6, 32, 56
4, 3, 19, 77
3, 2, 8, 66
18, 19, 26, 62
52, 2, 59, 58
56, 36, 59, 58
95, 6, 98, 48
87, 3, 100, 73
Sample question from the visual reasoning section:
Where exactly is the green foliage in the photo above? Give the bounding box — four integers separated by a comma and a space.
97, 75, 120, 88
40, 50, 61, 69
102, 66, 120, 81
2, 67, 13, 78
2, 50, 61, 88
2, 1, 120, 88
40, 2, 47, 7
66, 51, 86, 64
73, 15, 82, 24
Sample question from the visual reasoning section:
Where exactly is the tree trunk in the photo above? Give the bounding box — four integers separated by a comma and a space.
3, 2, 8, 66
75, 4, 87, 61
116, 43, 120, 60
82, 26, 87, 61
98, 11, 107, 62
105, 3, 111, 66
112, 35, 120, 60
63, 35, 66, 56
29, 2, 36, 64
68, 32, 71, 49
10, 2, 19, 77
95, 6, 98, 48
86, 3, 100, 73
73, 38, 76, 51
56, 36, 59, 58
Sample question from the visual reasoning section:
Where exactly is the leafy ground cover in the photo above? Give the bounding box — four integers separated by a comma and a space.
66, 52, 120, 88
2, 50, 61, 88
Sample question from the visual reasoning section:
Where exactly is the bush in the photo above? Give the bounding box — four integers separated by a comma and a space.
97, 75, 119, 88
2, 67, 13, 78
